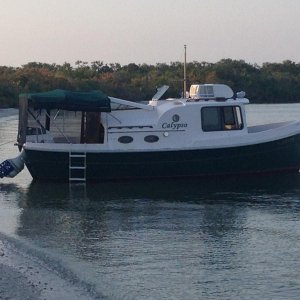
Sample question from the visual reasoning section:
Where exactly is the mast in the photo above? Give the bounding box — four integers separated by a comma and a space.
183, 44, 187, 98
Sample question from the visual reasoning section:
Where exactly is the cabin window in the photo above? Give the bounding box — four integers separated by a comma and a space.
201, 107, 222, 131
26, 127, 46, 135
201, 106, 243, 132
118, 136, 133, 144
144, 135, 159, 143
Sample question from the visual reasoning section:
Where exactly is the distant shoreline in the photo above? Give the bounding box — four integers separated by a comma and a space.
1, 60, 300, 107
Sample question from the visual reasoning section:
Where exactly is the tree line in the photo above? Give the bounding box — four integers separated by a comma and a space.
0, 59, 300, 107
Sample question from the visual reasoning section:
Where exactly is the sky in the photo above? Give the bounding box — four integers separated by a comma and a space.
1, 0, 300, 66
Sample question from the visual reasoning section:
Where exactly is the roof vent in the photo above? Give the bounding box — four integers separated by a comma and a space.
189, 84, 234, 100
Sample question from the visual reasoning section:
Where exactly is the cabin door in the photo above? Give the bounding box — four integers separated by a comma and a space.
80, 112, 104, 144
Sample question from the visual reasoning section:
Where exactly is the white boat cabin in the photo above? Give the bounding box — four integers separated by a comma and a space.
18, 84, 250, 151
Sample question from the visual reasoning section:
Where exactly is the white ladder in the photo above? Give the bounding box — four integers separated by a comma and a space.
69, 152, 86, 183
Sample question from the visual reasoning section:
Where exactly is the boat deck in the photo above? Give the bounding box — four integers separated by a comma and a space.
248, 121, 294, 133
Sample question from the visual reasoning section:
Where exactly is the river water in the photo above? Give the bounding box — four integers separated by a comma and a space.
0, 105, 300, 299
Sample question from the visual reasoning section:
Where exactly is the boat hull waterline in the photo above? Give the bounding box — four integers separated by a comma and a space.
24, 134, 300, 181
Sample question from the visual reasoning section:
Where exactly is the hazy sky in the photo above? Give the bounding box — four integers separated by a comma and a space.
1, 0, 300, 66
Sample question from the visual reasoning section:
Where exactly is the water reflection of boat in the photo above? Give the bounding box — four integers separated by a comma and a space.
14, 174, 300, 264
22, 173, 300, 206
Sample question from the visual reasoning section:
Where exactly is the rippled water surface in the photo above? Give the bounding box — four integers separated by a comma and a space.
1, 105, 300, 299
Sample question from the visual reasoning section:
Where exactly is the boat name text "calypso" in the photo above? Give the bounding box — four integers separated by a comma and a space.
162, 122, 188, 130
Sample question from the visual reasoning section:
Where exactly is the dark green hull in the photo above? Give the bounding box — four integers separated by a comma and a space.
24, 135, 300, 182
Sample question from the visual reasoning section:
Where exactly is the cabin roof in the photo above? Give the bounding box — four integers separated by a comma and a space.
20, 89, 111, 112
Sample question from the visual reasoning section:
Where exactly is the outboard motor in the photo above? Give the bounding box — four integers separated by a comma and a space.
0, 151, 26, 178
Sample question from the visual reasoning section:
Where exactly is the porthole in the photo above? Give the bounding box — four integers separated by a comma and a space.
172, 114, 180, 122
144, 135, 159, 143
118, 136, 133, 144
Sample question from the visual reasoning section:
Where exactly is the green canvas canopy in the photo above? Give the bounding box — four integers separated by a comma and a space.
20, 89, 111, 112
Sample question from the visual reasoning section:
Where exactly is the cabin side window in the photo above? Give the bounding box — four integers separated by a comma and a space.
201, 106, 243, 132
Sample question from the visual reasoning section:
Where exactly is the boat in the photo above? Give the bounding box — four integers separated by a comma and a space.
1, 82, 299, 182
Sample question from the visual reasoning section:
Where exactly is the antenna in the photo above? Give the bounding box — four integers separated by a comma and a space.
183, 45, 187, 98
